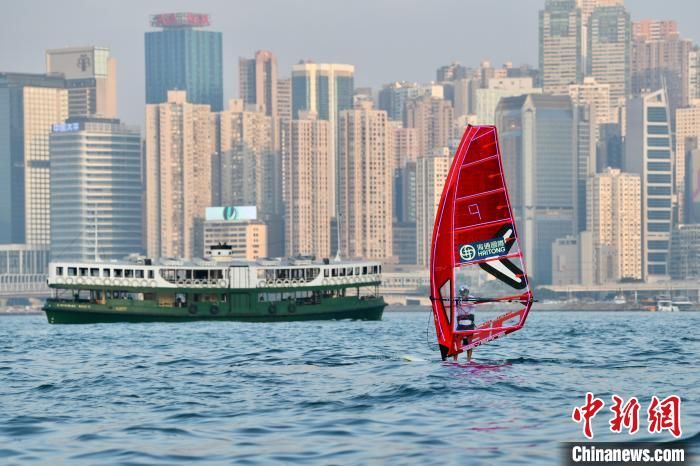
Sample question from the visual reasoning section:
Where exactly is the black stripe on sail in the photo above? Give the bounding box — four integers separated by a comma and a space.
478, 223, 528, 290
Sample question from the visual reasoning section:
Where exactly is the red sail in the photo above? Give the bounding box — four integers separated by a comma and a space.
430, 125, 533, 360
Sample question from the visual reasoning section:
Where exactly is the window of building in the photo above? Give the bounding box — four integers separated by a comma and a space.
103, 268, 111, 277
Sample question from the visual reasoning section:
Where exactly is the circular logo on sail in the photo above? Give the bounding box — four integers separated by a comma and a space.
459, 244, 476, 262
222, 206, 239, 221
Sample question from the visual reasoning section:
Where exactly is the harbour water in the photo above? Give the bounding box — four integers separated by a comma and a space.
1, 309, 698, 465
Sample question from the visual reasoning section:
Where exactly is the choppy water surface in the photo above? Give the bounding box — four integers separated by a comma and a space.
1, 310, 698, 465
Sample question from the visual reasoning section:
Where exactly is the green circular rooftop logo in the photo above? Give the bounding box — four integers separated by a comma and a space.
459, 244, 476, 261
222, 206, 238, 221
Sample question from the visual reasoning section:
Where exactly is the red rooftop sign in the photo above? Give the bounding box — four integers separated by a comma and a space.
150, 13, 210, 28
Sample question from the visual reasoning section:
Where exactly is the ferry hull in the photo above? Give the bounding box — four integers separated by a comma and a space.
43, 299, 385, 324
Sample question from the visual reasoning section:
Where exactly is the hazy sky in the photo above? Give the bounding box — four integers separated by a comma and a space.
2, 0, 699, 125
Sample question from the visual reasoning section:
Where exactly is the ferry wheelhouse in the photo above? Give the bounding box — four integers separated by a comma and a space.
43, 248, 386, 324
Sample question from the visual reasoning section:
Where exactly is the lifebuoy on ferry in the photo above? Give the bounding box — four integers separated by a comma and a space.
188, 304, 198, 315
210, 305, 220, 315
268, 304, 277, 314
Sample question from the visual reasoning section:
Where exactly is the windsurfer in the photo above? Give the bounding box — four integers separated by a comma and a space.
455, 285, 475, 362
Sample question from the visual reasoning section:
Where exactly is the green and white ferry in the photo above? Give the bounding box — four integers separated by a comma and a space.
43, 246, 386, 324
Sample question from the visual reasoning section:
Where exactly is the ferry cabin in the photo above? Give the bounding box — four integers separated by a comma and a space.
44, 257, 385, 323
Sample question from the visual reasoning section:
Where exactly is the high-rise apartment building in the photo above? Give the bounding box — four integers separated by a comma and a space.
539, 0, 583, 95
46, 46, 117, 118
675, 102, 700, 220
377, 81, 443, 122
587, 5, 631, 108
277, 77, 292, 123
569, 76, 613, 127
405, 96, 453, 157
145, 90, 215, 259
631, 20, 691, 115
625, 89, 673, 280
337, 102, 393, 260
495, 94, 576, 285
50, 117, 142, 260
0, 73, 68, 245
239, 50, 277, 118
291, 62, 354, 217
685, 137, 700, 224
690, 46, 700, 101
145, 13, 223, 111
392, 123, 420, 169
283, 112, 330, 258
416, 151, 451, 267
587, 168, 642, 283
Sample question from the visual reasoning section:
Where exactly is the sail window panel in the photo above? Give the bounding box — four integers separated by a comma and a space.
454, 189, 511, 230
455, 155, 504, 199
464, 128, 497, 164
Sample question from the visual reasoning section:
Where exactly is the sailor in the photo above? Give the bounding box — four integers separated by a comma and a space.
454, 285, 476, 362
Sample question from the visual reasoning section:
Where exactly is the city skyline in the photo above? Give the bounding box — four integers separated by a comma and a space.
2, 1, 699, 125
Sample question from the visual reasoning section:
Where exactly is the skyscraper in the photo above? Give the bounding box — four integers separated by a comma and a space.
145, 90, 215, 259
0, 73, 67, 245
631, 20, 691, 116
683, 137, 700, 224
569, 76, 613, 128
145, 13, 223, 111
675, 103, 700, 220
337, 102, 393, 260
50, 117, 142, 260
539, 0, 583, 95
276, 78, 292, 123
404, 96, 453, 157
46, 46, 117, 118
415, 151, 451, 267
587, 5, 631, 108
587, 168, 642, 283
475, 77, 540, 124
239, 50, 278, 117
291, 62, 354, 217
625, 89, 673, 280
496, 94, 576, 285
669, 225, 700, 280
283, 112, 330, 258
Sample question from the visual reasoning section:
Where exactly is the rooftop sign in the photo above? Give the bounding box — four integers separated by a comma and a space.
205, 206, 257, 222
150, 13, 210, 28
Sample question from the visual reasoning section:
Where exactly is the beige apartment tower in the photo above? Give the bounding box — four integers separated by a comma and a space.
284, 112, 331, 258
337, 102, 394, 260
238, 50, 277, 118
405, 96, 453, 157
46, 46, 117, 118
587, 168, 642, 283
569, 77, 613, 127
675, 102, 700, 220
416, 151, 451, 267
145, 90, 215, 259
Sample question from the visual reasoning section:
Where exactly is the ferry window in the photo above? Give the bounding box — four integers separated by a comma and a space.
257, 270, 265, 279
148, 270, 154, 279
125, 269, 134, 278
114, 269, 123, 278
362, 267, 367, 275
324, 269, 329, 277
355, 267, 360, 275
259, 293, 265, 302
379, 265, 382, 273
332, 268, 338, 277
193, 294, 201, 302
339, 268, 346, 277
135, 270, 144, 279
102, 269, 111, 277
348, 268, 354, 276
56, 266, 63, 276
194, 269, 207, 280
221, 294, 227, 303
79, 267, 88, 277
266, 270, 275, 281
90, 268, 99, 277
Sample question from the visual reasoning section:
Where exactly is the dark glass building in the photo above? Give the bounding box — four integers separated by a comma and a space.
145, 13, 223, 111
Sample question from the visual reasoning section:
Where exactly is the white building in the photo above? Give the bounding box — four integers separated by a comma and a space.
50, 117, 142, 261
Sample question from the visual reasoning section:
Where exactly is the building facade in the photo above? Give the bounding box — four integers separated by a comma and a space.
337, 102, 393, 260
50, 117, 142, 261
0, 73, 68, 246
145, 13, 223, 111
283, 112, 330, 258
145, 90, 215, 259
416, 151, 451, 267
587, 5, 631, 109
675, 103, 700, 221
587, 168, 642, 283
46, 46, 117, 118
475, 77, 541, 124
624, 89, 674, 280
291, 62, 354, 217
405, 96, 453, 157
539, 0, 583, 95
200, 219, 267, 260
239, 50, 277, 117
669, 224, 700, 280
